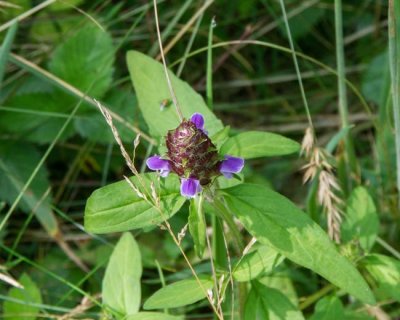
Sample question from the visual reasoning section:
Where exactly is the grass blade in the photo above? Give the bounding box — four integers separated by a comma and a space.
0, 22, 17, 88
389, 0, 400, 206
206, 17, 216, 109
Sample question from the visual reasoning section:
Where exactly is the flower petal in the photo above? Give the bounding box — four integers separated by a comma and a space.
146, 155, 171, 173
190, 113, 205, 130
180, 178, 202, 198
220, 155, 244, 178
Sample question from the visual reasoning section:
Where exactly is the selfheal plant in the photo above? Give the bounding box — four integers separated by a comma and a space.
146, 113, 244, 198
84, 51, 377, 319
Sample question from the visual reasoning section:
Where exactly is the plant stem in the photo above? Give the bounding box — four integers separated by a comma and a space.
299, 284, 335, 310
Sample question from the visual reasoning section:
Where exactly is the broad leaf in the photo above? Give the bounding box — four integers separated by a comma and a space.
244, 282, 304, 320
144, 278, 213, 309
259, 274, 299, 307
3, 273, 42, 320
126, 50, 223, 141
341, 187, 379, 252
49, 25, 114, 99
127, 313, 183, 320
222, 184, 375, 304
220, 131, 300, 159
361, 254, 400, 302
103, 232, 142, 315
233, 245, 283, 282
309, 296, 344, 320
85, 173, 185, 233
189, 196, 206, 258
0, 142, 58, 236
362, 51, 390, 108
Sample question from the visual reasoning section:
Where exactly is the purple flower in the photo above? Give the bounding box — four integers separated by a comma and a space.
190, 113, 205, 130
220, 155, 245, 178
146, 155, 171, 177
145, 113, 245, 198
180, 178, 202, 198
190, 113, 208, 134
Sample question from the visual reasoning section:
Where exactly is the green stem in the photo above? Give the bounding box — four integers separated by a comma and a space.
299, 284, 335, 310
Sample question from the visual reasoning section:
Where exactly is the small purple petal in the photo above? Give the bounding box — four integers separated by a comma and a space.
180, 178, 202, 198
220, 155, 244, 179
190, 113, 205, 130
146, 155, 171, 176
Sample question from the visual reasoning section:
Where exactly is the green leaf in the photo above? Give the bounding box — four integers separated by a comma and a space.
245, 282, 304, 320
233, 245, 284, 282
220, 131, 300, 159
49, 25, 114, 98
258, 274, 299, 307
3, 273, 42, 320
126, 313, 183, 320
143, 278, 213, 309
341, 187, 379, 252
84, 173, 185, 233
362, 51, 390, 109
0, 92, 75, 144
126, 50, 223, 141
189, 195, 206, 258
0, 142, 58, 236
74, 89, 140, 143
222, 183, 375, 304
102, 232, 142, 315
309, 296, 345, 320
361, 253, 400, 302
244, 287, 268, 320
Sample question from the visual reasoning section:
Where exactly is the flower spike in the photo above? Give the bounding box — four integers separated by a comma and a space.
146, 113, 245, 199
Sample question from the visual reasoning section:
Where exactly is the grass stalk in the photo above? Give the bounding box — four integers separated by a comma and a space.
149, 0, 193, 56
153, 0, 184, 121
0, 0, 56, 33
334, 0, 357, 192
388, 0, 400, 207
278, 0, 313, 129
